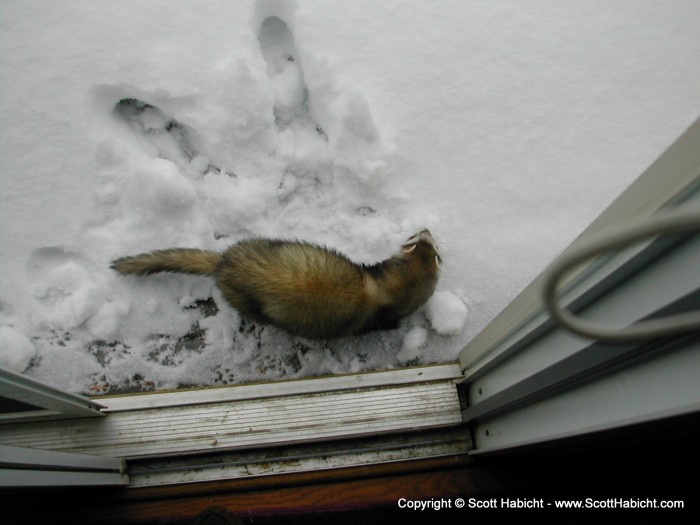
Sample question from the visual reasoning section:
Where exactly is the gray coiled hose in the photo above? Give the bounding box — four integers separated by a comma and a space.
542, 205, 700, 343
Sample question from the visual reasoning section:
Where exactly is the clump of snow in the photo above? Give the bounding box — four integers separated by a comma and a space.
426, 292, 469, 336
86, 299, 130, 341
26, 248, 108, 331
397, 326, 428, 363
2, 1, 699, 394
0, 326, 36, 372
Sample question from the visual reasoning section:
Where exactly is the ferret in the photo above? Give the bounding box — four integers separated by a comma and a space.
111, 230, 441, 340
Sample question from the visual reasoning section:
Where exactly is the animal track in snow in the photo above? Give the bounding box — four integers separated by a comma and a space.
258, 16, 327, 140
114, 98, 224, 176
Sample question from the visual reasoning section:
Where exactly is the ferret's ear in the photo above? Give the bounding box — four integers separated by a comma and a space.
435, 255, 441, 269
402, 244, 417, 254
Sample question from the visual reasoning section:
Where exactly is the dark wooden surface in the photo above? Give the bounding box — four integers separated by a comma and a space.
3, 424, 698, 525
3, 455, 497, 524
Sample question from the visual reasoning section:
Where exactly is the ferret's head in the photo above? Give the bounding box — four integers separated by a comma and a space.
401, 229, 442, 273
376, 229, 441, 317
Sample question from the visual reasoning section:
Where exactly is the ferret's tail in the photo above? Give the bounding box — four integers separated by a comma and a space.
111, 249, 222, 276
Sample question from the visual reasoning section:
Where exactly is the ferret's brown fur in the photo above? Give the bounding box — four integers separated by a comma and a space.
111, 230, 441, 340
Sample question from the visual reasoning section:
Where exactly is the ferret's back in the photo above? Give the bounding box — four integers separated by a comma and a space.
215, 239, 370, 339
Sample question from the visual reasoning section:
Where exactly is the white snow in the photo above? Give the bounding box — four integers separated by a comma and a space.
0, 326, 36, 372
397, 327, 429, 363
2, 0, 699, 393
426, 292, 469, 336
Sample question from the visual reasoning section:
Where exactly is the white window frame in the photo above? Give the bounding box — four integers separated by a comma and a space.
0, 367, 105, 423
0, 445, 127, 487
459, 116, 700, 454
